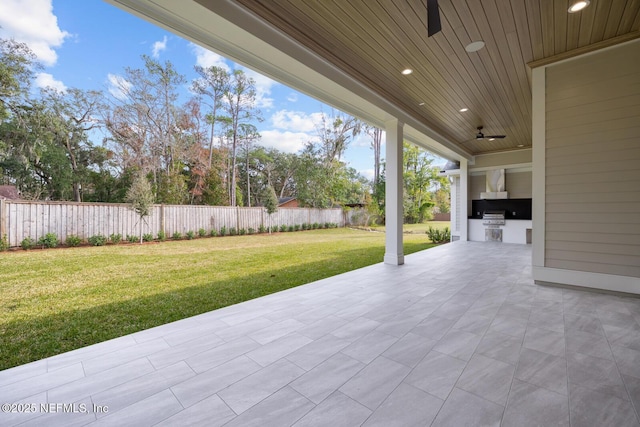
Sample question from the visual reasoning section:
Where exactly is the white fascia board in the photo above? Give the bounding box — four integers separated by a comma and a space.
106, 0, 473, 162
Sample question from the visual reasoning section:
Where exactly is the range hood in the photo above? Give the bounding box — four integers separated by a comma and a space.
480, 169, 509, 199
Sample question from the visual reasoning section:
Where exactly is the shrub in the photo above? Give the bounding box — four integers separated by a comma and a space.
258, 225, 266, 234
426, 226, 451, 244
127, 234, 139, 243
288, 225, 294, 232
248, 227, 256, 235
198, 228, 207, 237
172, 231, 182, 240
219, 226, 227, 237
110, 233, 122, 244
301, 223, 308, 231
330, 222, 339, 228
279, 224, 287, 232
157, 230, 166, 242
239, 228, 247, 236
66, 235, 82, 247
294, 224, 301, 231
38, 233, 58, 249
312, 222, 319, 229
0, 234, 9, 251
271, 225, 279, 233
88, 234, 107, 246
229, 227, 237, 236
324, 222, 330, 229
186, 230, 195, 240
143, 233, 154, 242
21, 237, 35, 250
210, 229, 218, 237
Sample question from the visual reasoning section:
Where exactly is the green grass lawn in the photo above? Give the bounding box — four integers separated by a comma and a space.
0, 228, 437, 371
367, 220, 450, 234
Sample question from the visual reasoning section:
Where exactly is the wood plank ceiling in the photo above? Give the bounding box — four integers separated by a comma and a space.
232, 0, 640, 155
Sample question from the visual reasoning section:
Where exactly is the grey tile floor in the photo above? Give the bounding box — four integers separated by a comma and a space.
1, 241, 640, 426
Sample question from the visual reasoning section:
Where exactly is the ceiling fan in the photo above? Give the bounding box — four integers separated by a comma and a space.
475, 126, 506, 140
427, 0, 441, 37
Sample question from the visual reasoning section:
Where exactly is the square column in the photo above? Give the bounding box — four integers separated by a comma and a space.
384, 118, 404, 265
459, 158, 468, 241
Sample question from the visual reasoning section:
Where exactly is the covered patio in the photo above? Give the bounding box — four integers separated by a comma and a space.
2, 241, 639, 426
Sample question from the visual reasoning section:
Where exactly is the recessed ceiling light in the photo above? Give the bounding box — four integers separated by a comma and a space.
517, 144, 525, 147
402, 69, 413, 75
465, 41, 485, 52
419, 102, 425, 106
568, 0, 590, 13
459, 108, 468, 112
489, 138, 495, 141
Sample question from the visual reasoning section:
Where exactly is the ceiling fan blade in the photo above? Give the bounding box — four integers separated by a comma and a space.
486, 135, 506, 139
427, 0, 441, 37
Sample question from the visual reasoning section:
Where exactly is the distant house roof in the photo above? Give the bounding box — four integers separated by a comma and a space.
0, 185, 20, 200
278, 197, 296, 206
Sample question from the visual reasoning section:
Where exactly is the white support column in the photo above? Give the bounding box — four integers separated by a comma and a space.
384, 118, 404, 265
459, 158, 469, 241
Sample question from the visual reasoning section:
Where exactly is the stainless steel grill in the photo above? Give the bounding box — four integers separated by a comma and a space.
482, 210, 506, 226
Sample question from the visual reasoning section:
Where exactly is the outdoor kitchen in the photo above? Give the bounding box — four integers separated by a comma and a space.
468, 168, 533, 244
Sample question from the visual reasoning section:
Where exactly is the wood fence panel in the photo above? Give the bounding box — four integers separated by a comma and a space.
1, 201, 346, 247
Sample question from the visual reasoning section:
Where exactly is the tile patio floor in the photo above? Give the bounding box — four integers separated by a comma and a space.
1, 241, 640, 426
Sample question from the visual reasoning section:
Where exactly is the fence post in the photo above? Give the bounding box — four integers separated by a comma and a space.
159, 204, 165, 235
0, 198, 5, 240
236, 206, 240, 230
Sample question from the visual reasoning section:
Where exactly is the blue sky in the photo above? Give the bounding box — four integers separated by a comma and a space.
0, 0, 407, 179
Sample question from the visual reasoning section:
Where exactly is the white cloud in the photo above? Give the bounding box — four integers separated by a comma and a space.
271, 110, 324, 133
259, 130, 317, 153
190, 43, 230, 72
286, 93, 298, 103
359, 168, 375, 180
0, 0, 69, 66
152, 36, 167, 58
106, 73, 132, 100
34, 72, 66, 92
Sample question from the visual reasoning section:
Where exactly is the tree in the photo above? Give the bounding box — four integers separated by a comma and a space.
125, 173, 154, 243
365, 124, 383, 188
0, 38, 37, 121
103, 55, 192, 202
191, 65, 229, 169
221, 70, 261, 206
262, 184, 278, 233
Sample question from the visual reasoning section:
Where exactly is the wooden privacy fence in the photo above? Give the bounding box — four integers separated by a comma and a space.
0, 200, 345, 247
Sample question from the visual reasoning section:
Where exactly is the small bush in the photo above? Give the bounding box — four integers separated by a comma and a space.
279, 224, 287, 232
127, 234, 139, 243
219, 226, 227, 237
198, 228, 207, 237
157, 230, 166, 242
248, 227, 255, 235
172, 231, 182, 240
21, 237, 35, 250
301, 223, 308, 231
258, 225, 266, 234
0, 234, 9, 251
186, 230, 195, 240
38, 232, 58, 249
294, 224, 301, 231
66, 235, 82, 247
312, 222, 319, 229
88, 234, 108, 246
239, 228, 247, 236
271, 225, 279, 233
426, 226, 451, 244
110, 233, 122, 244
331, 223, 339, 228
324, 222, 330, 229
229, 227, 237, 236
288, 225, 294, 232
143, 233, 154, 242
210, 229, 218, 237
